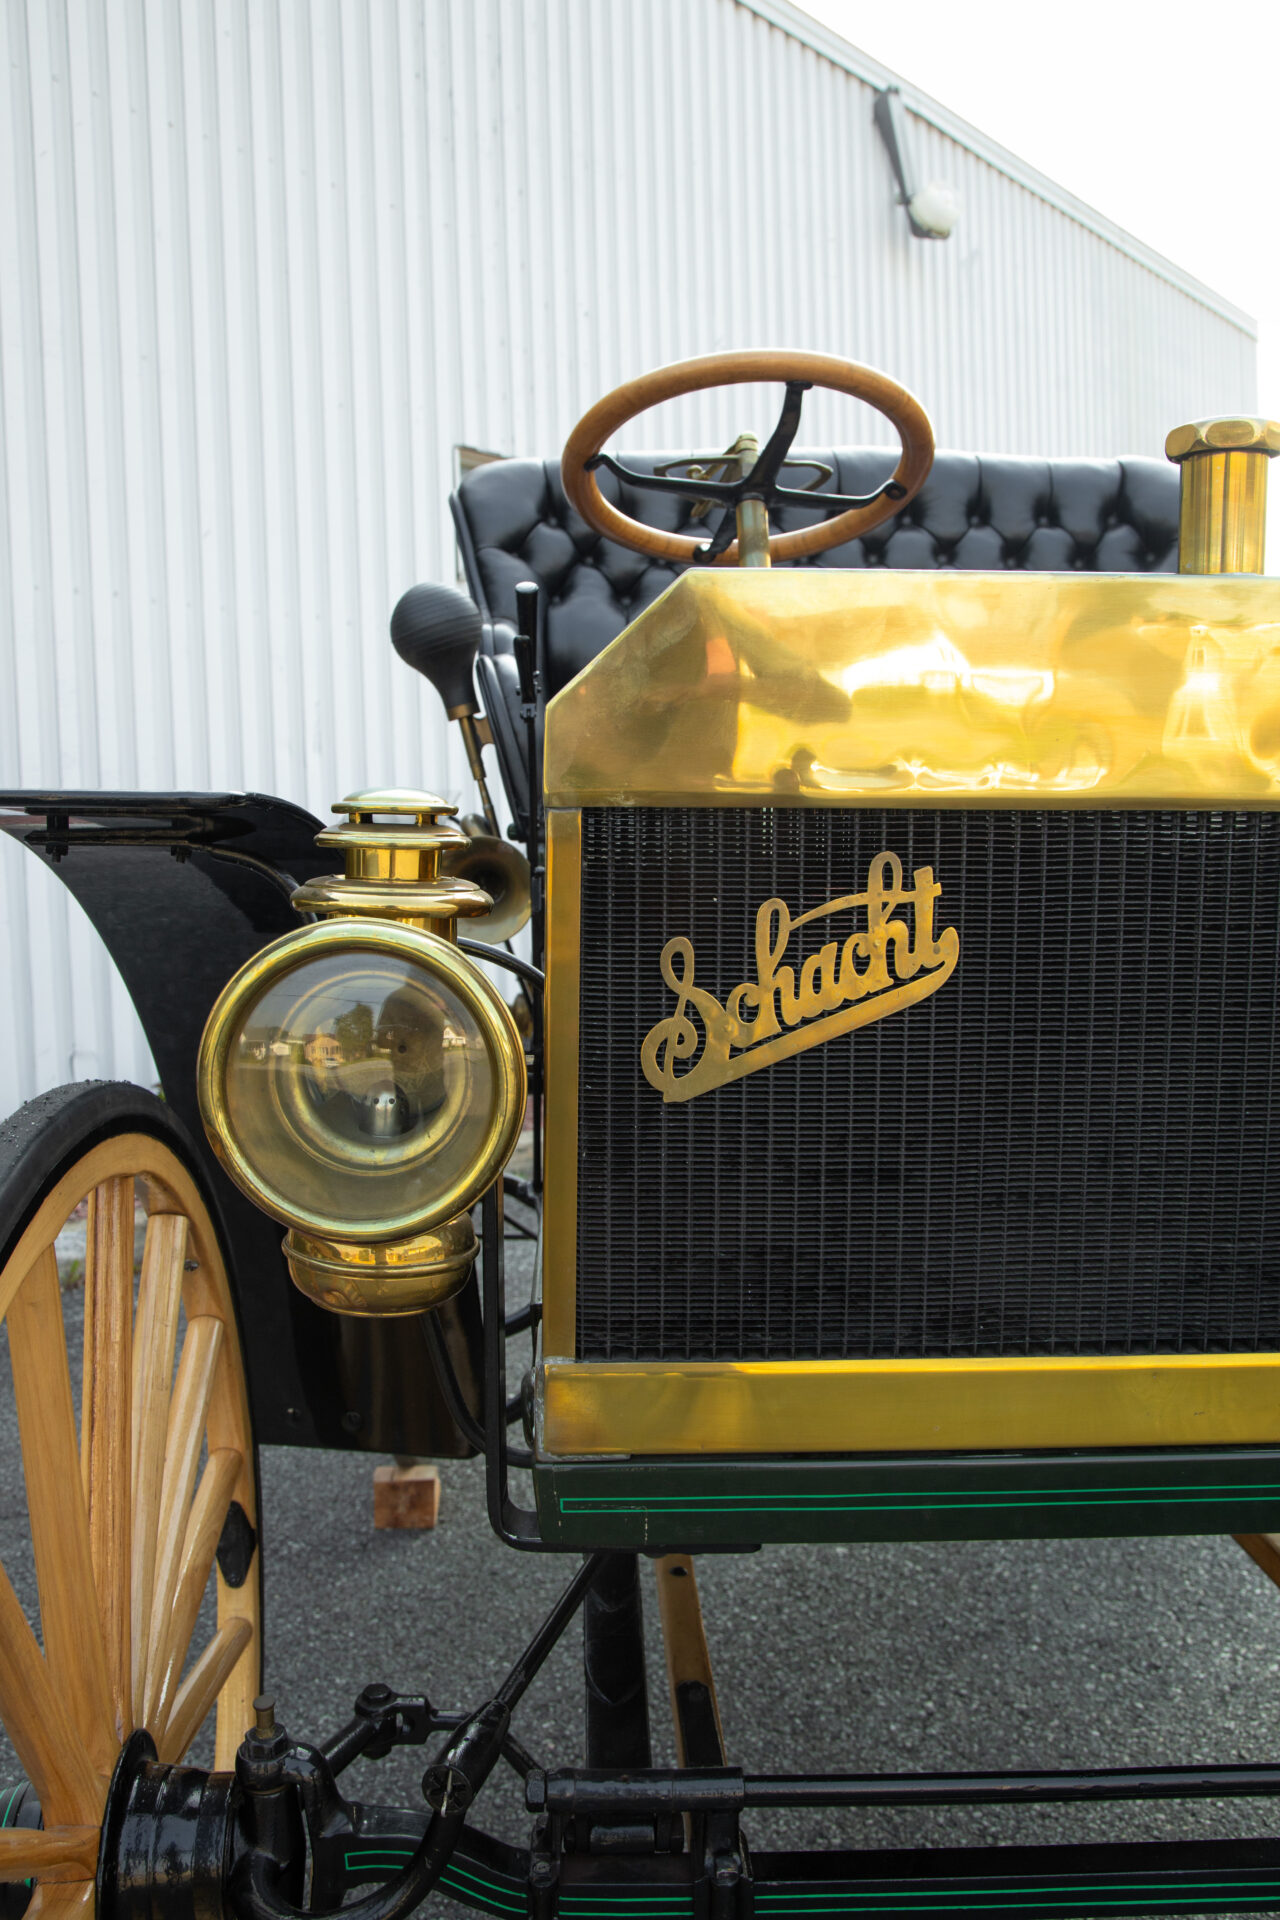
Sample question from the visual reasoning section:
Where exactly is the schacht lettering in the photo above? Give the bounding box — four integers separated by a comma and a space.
639, 850, 960, 1104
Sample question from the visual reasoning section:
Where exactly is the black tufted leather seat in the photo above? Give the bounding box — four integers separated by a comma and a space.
452, 447, 1180, 830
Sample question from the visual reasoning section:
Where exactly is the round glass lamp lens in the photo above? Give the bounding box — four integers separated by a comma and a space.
222, 948, 502, 1234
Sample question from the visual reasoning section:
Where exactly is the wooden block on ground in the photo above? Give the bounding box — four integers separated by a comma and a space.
374, 1463, 441, 1530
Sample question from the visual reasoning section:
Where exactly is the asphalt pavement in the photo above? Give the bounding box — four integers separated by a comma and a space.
248, 1447, 1280, 1865
5, 1227, 1280, 1919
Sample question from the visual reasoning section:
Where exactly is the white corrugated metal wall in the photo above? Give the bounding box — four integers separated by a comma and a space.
0, 0, 1257, 1115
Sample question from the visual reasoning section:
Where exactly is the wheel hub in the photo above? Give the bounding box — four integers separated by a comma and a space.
98, 1731, 236, 1920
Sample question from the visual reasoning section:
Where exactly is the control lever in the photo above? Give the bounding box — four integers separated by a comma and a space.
512, 581, 539, 707
511, 580, 542, 887
389, 582, 499, 835
511, 581, 545, 1173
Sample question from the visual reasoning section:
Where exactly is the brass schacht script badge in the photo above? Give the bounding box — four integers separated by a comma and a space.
640, 850, 959, 1104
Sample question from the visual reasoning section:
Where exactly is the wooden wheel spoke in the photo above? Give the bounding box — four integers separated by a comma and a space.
130, 1214, 188, 1722
81, 1177, 135, 1734
147, 1447, 241, 1736
0, 1826, 100, 1884
157, 1615, 252, 1764
213, 1569, 259, 1773
142, 1315, 223, 1728
23, 1880, 95, 1919
0, 1561, 102, 1825
7, 1248, 116, 1774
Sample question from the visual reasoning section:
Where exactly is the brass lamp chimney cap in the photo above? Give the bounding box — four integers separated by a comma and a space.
318, 789, 470, 858
332, 787, 459, 817
291, 788, 492, 934
1165, 417, 1280, 461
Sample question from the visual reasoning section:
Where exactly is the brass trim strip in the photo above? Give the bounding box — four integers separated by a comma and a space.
541, 1354, 1280, 1456
542, 809, 581, 1358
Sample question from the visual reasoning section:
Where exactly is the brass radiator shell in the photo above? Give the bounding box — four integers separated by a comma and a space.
540, 570, 1280, 1459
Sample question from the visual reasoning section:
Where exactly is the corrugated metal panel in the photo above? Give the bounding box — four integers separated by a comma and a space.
0, 0, 1257, 1116
744, 0, 1258, 334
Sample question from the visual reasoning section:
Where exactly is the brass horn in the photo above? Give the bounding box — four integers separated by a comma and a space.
442, 814, 532, 943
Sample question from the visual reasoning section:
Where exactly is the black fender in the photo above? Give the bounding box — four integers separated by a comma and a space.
0, 790, 480, 1455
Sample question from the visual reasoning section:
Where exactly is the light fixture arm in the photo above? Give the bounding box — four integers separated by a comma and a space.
873, 87, 956, 241
874, 89, 919, 210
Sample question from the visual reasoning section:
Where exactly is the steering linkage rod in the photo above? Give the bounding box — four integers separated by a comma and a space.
231, 1553, 607, 1920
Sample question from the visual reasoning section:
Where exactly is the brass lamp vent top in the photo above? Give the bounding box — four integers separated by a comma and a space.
290, 788, 493, 936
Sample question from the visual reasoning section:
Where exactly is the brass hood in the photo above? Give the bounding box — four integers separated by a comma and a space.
544, 569, 1280, 810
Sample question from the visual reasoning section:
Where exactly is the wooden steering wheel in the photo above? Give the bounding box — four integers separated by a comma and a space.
560, 349, 934, 566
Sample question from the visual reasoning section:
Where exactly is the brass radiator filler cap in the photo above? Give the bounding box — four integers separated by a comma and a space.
1167, 415, 1280, 576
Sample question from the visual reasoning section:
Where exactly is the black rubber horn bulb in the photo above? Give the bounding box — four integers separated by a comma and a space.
390, 582, 483, 717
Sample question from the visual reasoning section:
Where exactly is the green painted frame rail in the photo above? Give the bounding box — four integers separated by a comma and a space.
340, 1825, 1280, 1919
532, 1448, 1280, 1548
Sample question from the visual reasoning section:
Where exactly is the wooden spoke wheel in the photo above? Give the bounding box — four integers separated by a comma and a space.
0, 1084, 261, 1918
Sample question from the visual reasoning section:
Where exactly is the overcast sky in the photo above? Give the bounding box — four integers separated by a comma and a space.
795, 0, 1280, 562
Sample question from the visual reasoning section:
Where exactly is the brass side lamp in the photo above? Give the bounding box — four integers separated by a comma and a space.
198, 791, 527, 1316
1166, 416, 1280, 574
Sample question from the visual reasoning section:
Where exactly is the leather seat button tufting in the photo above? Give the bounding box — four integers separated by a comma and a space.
455, 446, 1181, 773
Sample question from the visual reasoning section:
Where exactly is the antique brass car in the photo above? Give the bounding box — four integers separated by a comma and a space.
3, 350, 1280, 1920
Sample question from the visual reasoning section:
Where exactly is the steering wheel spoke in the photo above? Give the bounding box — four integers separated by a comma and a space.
561, 350, 933, 566
585, 454, 744, 506
769, 476, 910, 513
741, 378, 811, 502
693, 506, 741, 567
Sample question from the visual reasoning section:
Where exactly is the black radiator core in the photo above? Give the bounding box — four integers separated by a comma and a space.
575, 807, 1280, 1361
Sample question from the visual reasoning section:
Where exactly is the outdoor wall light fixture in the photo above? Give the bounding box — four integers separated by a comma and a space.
874, 86, 961, 240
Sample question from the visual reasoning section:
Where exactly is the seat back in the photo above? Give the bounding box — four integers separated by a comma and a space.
452, 447, 1179, 829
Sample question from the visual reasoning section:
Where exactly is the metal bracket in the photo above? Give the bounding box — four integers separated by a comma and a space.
319, 1685, 434, 1777
215, 1499, 258, 1589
